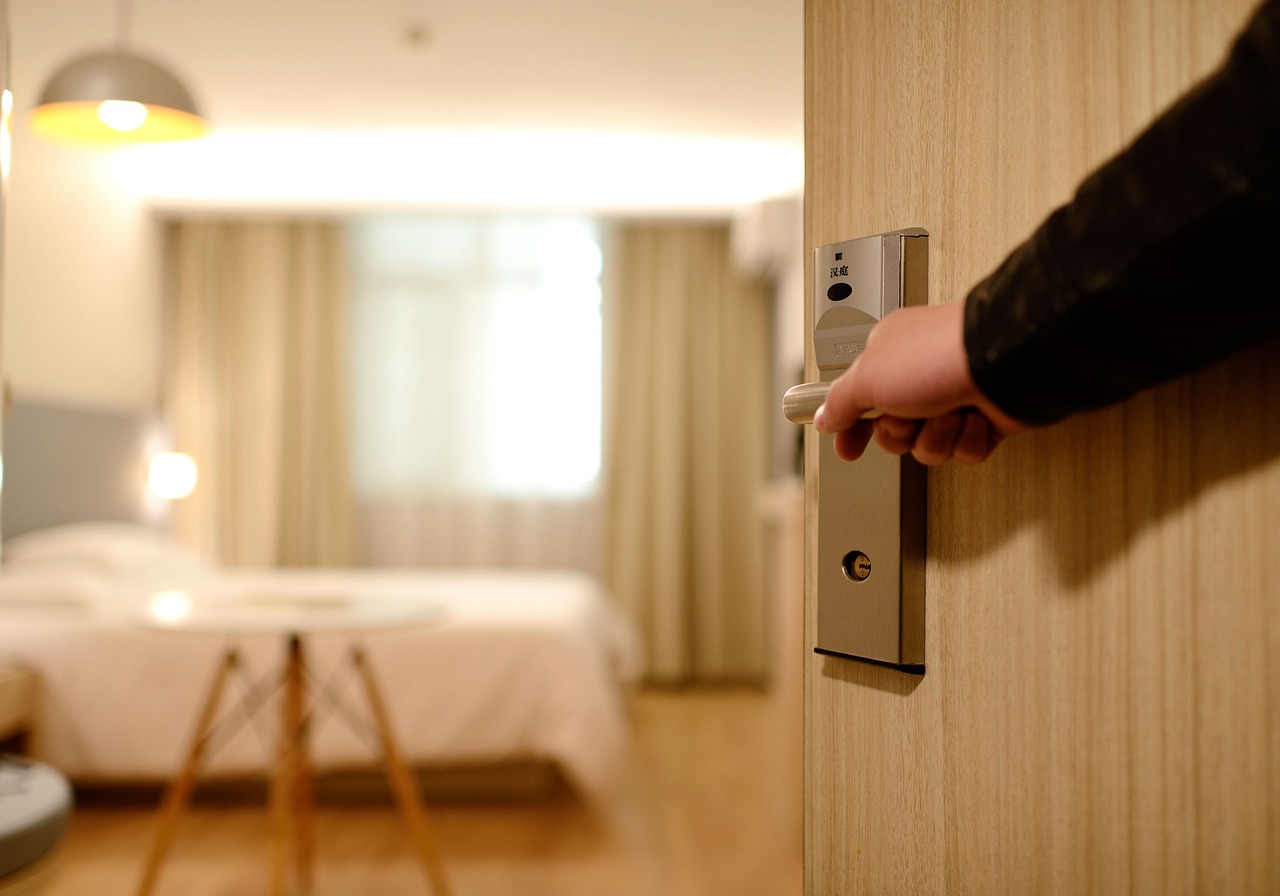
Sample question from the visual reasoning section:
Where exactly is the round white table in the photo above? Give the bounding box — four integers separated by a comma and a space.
132, 589, 452, 896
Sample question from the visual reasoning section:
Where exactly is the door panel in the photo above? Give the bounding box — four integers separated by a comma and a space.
803, 1, 1280, 893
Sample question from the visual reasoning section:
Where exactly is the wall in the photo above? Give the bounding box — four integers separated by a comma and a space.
2, 147, 798, 417
3, 0, 164, 411
3, 125, 800, 420
4, 137, 162, 411
733, 194, 806, 478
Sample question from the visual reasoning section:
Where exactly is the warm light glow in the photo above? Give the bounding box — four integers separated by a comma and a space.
149, 451, 198, 499
98, 99, 148, 131
0, 89, 12, 181
147, 589, 193, 624
122, 131, 804, 210
29, 101, 208, 145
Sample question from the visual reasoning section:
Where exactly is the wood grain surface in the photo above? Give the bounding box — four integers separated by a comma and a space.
803, 1, 1280, 893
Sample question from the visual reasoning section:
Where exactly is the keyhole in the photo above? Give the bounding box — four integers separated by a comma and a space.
842, 551, 872, 582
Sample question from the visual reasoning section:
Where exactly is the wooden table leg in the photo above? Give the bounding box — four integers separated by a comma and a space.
351, 647, 453, 896
296, 645, 316, 893
271, 635, 306, 896
136, 649, 240, 896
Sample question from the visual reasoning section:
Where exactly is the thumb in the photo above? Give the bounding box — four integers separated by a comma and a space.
813, 358, 872, 433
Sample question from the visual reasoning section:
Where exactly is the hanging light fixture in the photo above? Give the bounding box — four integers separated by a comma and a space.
29, 0, 208, 145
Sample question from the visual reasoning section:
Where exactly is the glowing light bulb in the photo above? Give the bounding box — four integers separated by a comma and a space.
98, 99, 148, 131
148, 589, 193, 623
149, 451, 198, 499
1, 89, 12, 181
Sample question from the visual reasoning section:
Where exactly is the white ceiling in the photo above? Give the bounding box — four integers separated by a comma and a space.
9, 0, 805, 211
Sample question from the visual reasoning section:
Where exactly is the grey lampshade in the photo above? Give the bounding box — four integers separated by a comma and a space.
30, 48, 208, 143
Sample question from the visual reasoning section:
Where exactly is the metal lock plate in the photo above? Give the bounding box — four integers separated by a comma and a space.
811, 228, 928, 674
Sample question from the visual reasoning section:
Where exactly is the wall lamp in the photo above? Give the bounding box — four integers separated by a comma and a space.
148, 451, 198, 501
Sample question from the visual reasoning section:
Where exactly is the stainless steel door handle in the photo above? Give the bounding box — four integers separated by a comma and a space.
782, 381, 884, 425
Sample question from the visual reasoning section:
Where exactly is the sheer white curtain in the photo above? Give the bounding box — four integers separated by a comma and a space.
347, 215, 603, 573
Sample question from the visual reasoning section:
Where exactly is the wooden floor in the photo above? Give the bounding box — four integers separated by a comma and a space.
37, 688, 803, 896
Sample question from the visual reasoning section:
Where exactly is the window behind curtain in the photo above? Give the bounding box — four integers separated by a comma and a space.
346, 214, 604, 570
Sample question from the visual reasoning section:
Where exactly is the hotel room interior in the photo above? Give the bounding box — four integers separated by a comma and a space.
0, 0, 806, 894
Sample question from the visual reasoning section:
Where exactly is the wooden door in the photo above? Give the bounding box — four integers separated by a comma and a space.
803, 1, 1280, 893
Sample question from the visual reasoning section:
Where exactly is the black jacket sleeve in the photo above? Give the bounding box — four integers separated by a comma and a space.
963, 0, 1280, 426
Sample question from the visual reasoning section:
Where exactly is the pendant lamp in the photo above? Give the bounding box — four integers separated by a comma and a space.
29, 0, 208, 145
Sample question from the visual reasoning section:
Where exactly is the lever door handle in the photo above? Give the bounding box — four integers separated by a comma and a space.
782, 381, 883, 425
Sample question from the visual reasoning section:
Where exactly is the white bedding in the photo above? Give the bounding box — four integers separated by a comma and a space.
0, 526, 643, 800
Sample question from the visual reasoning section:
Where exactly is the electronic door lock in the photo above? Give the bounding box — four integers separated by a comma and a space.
786, 228, 928, 674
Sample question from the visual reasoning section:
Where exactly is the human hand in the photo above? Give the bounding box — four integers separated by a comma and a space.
812, 301, 1027, 465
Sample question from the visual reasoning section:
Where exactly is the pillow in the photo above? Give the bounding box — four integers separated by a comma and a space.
0, 568, 105, 610
1, 522, 208, 578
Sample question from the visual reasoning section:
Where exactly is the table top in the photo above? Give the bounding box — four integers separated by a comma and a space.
135, 587, 448, 635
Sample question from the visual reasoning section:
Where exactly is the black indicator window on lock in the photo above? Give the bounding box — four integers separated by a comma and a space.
827, 282, 853, 302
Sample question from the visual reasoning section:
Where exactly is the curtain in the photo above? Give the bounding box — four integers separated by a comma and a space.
602, 221, 772, 683
346, 214, 603, 573
164, 218, 356, 567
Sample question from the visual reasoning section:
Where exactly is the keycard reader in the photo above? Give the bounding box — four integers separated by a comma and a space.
784, 228, 928, 674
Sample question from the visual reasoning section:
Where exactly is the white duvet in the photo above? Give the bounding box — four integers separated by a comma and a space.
0, 534, 643, 800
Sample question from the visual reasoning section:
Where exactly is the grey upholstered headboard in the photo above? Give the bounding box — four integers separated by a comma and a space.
1, 399, 156, 540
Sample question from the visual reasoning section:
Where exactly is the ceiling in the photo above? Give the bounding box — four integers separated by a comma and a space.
9, 0, 805, 211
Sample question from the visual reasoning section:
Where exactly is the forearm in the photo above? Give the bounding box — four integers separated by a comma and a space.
964, 0, 1280, 426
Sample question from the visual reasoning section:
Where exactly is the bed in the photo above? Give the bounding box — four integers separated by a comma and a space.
0, 522, 643, 800
0, 400, 643, 802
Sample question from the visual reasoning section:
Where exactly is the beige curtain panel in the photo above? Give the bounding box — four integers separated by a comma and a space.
602, 221, 772, 684
164, 218, 356, 567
